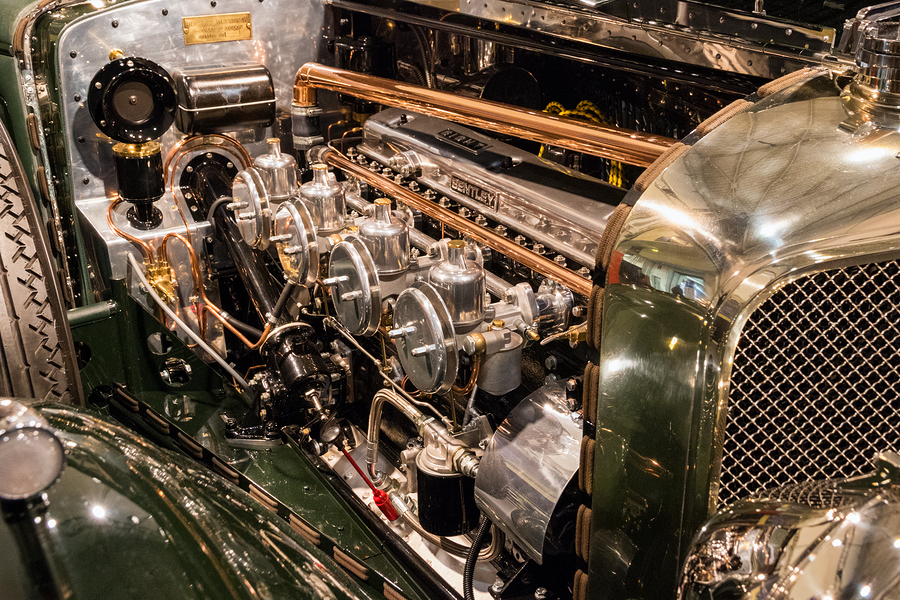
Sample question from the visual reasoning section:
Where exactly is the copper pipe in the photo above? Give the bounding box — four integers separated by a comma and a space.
160, 232, 271, 350
160, 232, 208, 343
315, 147, 593, 297
162, 133, 252, 186
451, 352, 481, 396
107, 198, 154, 261
294, 63, 674, 167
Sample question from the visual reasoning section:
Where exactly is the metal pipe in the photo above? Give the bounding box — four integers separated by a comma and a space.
366, 388, 430, 486
315, 147, 593, 297
294, 63, 674, 166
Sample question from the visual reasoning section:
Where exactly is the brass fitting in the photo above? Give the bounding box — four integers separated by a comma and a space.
145, 260, 176, 304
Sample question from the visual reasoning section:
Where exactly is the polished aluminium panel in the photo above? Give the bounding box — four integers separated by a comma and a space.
590, 70, 900, 597
400, 0, 840, 79
474, 381, 582, 564
58, 0, 326, 208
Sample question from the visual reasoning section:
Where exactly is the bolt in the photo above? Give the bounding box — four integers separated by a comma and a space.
340, 290, 362, 301
388, 325, 416, 339
162, 8, 168, 15
186, 166, 193, 173
545, 355, 558, 371
534, 588, 549, 600
322, 275, 349, 286
211, 0, 217, 6
77, 136, 85, 143
533, 243, 546, 255
491, 578, 504, 593
73, 94, 81, 102
82, 177, 89, 185
566, 377, 578, 392
554, 255, 567, 268
69, 51, 77, 58
410, 344, 437, 357
111, 20, 119, 28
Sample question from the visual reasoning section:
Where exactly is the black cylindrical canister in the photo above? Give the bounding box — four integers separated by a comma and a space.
113, 142, 165, 229
415, 455, 479, 536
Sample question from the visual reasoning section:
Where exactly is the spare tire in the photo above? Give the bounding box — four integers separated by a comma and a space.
0, 117, 81, 404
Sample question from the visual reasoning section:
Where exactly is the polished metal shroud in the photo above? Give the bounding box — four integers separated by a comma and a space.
721, 258, 900, 506
592, 67, 900, 597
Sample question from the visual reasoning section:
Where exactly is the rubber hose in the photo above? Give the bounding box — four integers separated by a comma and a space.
272, 281, 297, 321
463, 516, 492, 600
221, 312, 264, 339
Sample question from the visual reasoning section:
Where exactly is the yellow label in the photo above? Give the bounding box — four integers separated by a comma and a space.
182, 12, 252, 45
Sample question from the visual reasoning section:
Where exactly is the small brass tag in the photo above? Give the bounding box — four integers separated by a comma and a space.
182, 12, 252, 45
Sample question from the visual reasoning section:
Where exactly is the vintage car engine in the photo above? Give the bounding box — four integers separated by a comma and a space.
8, 0, 900, 599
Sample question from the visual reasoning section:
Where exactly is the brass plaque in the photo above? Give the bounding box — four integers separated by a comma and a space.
182, 12, 252, 45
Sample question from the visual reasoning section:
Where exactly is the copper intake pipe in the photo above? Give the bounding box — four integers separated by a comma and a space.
312, 147, 593, 297
294, 63, 674, 167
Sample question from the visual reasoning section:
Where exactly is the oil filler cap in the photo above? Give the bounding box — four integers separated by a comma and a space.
88, 56, 176, 143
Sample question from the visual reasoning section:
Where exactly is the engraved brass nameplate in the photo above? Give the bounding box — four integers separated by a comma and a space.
182, 12, 252, 45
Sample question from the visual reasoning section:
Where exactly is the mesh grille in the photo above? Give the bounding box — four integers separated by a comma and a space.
720, 259, 900, 506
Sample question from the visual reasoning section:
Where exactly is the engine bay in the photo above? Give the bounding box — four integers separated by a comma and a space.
17, 0, 849, 597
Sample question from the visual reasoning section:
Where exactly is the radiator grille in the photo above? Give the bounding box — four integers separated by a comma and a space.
720, 259, 900, 507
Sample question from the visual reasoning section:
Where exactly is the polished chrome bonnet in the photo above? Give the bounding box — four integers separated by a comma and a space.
613, 66, 900, 507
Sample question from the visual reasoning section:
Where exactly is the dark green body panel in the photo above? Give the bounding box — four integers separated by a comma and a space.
3, 403, 378, 600
589, 283, 716, 599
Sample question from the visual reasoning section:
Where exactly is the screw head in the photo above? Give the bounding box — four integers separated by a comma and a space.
111, 20, 118, 27
69, 51, 77, 58
162, 8, 168, 15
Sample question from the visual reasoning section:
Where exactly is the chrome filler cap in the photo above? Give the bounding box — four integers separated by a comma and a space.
842, 22, 900, 127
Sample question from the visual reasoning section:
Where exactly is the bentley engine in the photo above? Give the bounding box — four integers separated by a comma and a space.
4, 0, 900, 599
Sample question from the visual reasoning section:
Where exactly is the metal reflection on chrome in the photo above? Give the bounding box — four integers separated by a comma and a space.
680, 453, 900, 600
474, 381, 582, 564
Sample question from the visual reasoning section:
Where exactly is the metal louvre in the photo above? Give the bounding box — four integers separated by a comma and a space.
720, 259, 900, 507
